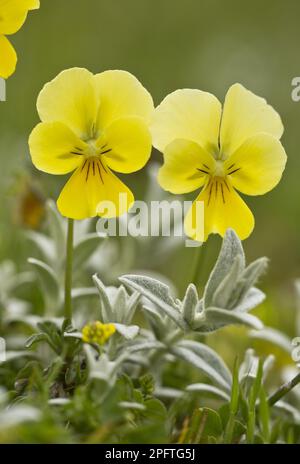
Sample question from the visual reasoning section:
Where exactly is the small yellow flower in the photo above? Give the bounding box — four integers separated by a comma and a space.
152, 84, 287, 241
0, 0, 40, 78
82, 321, 116, 346
29, 68, 154, 219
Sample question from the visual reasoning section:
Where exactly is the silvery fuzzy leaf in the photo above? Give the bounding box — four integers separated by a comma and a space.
186, 383, 230, 401
181, 284, 198, 325
178, 340, 232, 388
119, 401, 146, 411
92, 274, 114, 322
112, 286, 128, 323
171, 345, 230, 390
212, 255, 244, 309
84, 346, 117, 385
229, 257, 268, 309
46, 200, 65, 260
126, 291, 140, 323
120, 275, 188, 330
143, 306, 166, 341
73, 233, 104, 269
28, 258, 60, 302
114, 323, 139, 340
154, 387, 183, 399
64, 331, 83, 340
128, 340, 165, 353
0, 405, 41, 428
274, 401, 300, 424
193, 307, 263, 332
25, 231, 55, 263
203, 229, 245, 309
71, 287, 98, 301
233, 287, 265, 313
249, 327, 292, 353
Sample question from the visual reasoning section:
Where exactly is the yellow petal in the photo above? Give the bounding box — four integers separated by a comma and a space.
151, 89, 222, 154
57, 159, 134, 220
224, 134, 287, 195
98, 116, 152, 174
185, 178, 254, 241
158, 139, 215, 194
220, 83, 283, 157
37, 68, 98, 140
0, 0, 39, 35
29, 122, 85, 174
93, 70, 154, 130
0, 35, 17, 78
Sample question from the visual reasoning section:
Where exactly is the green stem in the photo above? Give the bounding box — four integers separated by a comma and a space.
268, 372, 300, 407
63, 218, 74, 329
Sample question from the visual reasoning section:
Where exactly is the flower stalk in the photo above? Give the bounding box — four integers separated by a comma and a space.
63, 218, 74, 329
268, 371, 300, 407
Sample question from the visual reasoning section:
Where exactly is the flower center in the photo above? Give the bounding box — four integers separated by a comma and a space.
213, 160, 225, 177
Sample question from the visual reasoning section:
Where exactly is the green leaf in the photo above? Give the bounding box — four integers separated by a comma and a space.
27, 258, 59, 302
181, 284, 198, 325
186, 383, 230, 401
92, 274, 114, 321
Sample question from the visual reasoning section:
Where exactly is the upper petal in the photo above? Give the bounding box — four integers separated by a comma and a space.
0, 0, 39, 35
0, 35, 17, 78
224, 133, 287, 195
29, 121, 85, 174
37, 68, 98, 140
158, 139, 215, 194
151, 89, 222, 154
57, 159, 134, 220
99, 116, 152, 174
220, 83, 283, 158
93, 70, 154, 131
184, 178, 254, 242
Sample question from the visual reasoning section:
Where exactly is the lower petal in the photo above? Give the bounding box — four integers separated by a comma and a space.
57, 159, 134, 220
0, 35, 17, 78
184, 178, 254, 241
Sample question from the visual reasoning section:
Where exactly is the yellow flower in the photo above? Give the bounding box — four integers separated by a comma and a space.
29, 68, 154, 219
0, 0, 40, 78
152, 84, 287, 241
82, 321, 116, 346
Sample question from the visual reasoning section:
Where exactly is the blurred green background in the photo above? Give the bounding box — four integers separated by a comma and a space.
0, 0, 299, 319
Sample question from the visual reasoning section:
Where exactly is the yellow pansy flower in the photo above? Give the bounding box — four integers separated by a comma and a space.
29, 68, 154, 219
0, 0, 40, 78
152, 84, 287, 241
82, 321, 116, 346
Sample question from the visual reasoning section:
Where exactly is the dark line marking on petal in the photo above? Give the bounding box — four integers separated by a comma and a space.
227, 168, 241, 175
221, 183, 225, 203
223, 179, 230, 191
207, 180, 214, 206
99, 159, 107, 173
71, 151, 84, 156
75, 146, 83, 151
86, 162, 90, 182
97, 161, 103, 183
215, 180, 218, 198
227, 163, 235, 171
197, 168, 209, 174
202, 163, 210, 170
81, 160, 87, 171
92, 161, 95, 176
100, 148, 112, 155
